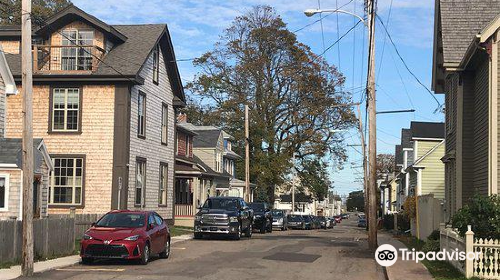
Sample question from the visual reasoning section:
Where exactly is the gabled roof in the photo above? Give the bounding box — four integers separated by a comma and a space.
0, 138, 53, 173
395, 145, 403, 167
36, 4, 127, 43
192, 129, 222, 148
0, 5, 186, 104
437, 0, 499, 66
410, 121, 445, 140
401, 129, 413, 149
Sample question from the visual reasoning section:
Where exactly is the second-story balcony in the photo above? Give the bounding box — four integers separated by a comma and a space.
33, 45, 105, 74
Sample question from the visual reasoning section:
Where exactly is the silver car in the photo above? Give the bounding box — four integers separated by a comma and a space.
271, 210, 288, 231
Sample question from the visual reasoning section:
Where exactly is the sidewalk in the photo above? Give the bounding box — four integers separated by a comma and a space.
0, 233, 194, 280
378, 232, 434, 280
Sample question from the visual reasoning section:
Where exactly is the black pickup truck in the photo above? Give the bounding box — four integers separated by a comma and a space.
194, 197, 254, 240
249, 202, 273, 234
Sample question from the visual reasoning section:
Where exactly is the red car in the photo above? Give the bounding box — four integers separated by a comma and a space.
80, 210, 170, 265
334, 216, 342, 224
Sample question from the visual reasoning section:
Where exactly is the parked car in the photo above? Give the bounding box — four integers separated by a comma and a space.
249, 202, 273, 233
312, 216, 322, 229
328, 217, 336, 228
358, 217, 367, 228
80, 210, 170, 265
302, 215, 313, 230
317, 216, 328, 229
271, 209, 288, 231
194, 197, 253, 240
334, 215, 342, 224
287, 214, 305, 229
341, 213, 349, 219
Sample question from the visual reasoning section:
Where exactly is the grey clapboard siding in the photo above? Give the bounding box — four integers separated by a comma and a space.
0, 77, 5, 137
473, 55, 489, 196
462, 71, 475, 203
127, 45, 175, 220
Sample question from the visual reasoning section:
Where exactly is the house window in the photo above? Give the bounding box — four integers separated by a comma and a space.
161, 104, 168, 144
216, 152, 221, 172
0, 175, 9, 210
135, 158, 146, 206
159, 163, 168, 206
49, 157, 84, 205
185, 135, 190, 156
51, 88, 80, 132
138, 91, 146, 138
61, 30, 94, 70
152, 45, 159, 84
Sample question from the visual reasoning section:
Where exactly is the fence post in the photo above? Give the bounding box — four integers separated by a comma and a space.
465, 225, 474, 278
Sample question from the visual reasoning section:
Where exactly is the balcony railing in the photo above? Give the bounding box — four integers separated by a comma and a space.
33, 45, 105, 74
175, 204, 195, 217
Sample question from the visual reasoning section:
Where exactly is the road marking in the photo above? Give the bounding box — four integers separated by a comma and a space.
56, 268, 126, 272
173, 247, 186, 250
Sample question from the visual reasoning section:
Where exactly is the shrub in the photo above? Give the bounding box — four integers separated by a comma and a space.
422, 239, 440, 253
451, 195, 500, 240
403, 196, 416, 219
397, 213, 411, 232
383, 214, 394, 230
428, 230, 440, 241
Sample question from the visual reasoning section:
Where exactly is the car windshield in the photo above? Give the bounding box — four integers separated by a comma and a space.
318, 216, 326, 221
95, 213, 145, 228
288, 215, 302, 221
203, 198, 239, 210
272, 210, 283, 217
249, 203, 266, 211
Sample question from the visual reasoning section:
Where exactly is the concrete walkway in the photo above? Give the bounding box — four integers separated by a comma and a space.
378, 232, 434, 280
0, 234, 193, 280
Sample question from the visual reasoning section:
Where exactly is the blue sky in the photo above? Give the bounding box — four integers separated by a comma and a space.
73, 0, 445, 196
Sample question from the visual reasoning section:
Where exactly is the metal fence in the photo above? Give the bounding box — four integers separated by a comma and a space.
0, 218, 75, 264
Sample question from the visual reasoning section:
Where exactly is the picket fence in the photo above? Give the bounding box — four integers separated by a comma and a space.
441, 224, 500, 279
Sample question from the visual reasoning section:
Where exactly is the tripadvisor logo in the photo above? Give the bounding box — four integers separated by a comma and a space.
375, 244, 481, 267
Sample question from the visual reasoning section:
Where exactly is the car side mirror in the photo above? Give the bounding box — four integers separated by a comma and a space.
91, 222, 96, 227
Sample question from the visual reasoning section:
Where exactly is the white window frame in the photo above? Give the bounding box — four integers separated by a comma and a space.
161, 104, 168, 144
61, 29, 94, 71
52, 88, 80, 132
135, 159, 147, 207
0, 174, 10, 211
152, 45, 160, 84
137, 91, 146, 138
159, 163, 168, 206
49, 157, 84, 206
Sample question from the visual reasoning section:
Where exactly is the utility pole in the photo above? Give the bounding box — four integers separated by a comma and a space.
245, 105, 250, 202
21, 0, 34, 276
291, 153, 295, 213
366, 0, 378, 250
356, 104, 369, 229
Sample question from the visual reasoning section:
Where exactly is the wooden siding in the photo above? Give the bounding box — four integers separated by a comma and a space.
497, 40, 500, 193
0, 40, 19, 54
473, 56, 489, 196
462, 71, 475, 204
0, 76, 4, 137
0, 170, 21, 220
418, 140, 445, 199
127, 44, 175, 220
5, 85, 116, 214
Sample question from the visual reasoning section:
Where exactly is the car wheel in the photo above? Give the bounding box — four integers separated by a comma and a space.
81, 257, 93, 265
260, 222, 266, 234
140, 243, 150, 265
233, 224, 242, 240
245, 223, 253, 238
159, 239, 170, 259
194, 233, 203, 239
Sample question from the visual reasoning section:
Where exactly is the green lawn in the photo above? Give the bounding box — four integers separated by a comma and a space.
397, 235, 480, 280
170, 226, 193, 237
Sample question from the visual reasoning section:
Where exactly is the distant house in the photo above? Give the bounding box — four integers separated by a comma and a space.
431, 0, 500, 221
1, 4, 186, 223
0, 138, 53, 220
275, 193, 315, 215
406, 122, 445, 199
393, 128, 415, 209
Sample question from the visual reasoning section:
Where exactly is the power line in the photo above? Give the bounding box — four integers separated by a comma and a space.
335, 0, 342, 73
292, 0, 355, 33
376, 0, 393, 84
376, 14, 442, 109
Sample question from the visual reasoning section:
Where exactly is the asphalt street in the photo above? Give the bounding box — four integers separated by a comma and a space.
18, 218, 385, 280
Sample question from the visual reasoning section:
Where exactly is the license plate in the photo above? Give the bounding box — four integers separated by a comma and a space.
210, 227, 218, 231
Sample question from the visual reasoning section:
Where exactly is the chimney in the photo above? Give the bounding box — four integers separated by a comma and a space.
177, 113, 187, 123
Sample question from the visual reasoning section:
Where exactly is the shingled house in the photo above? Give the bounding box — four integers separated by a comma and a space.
1, 5, 185, 222
432, 0, 500, 221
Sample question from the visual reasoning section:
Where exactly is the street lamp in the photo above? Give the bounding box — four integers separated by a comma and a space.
303, 8, 366, 25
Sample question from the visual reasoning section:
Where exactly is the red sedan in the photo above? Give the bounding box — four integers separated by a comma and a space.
334, 215, 342, 224
80, 210, 170, 265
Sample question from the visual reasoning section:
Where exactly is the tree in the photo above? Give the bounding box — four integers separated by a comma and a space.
346, 190, 364, 212
187, 6, 356, 203
297, 159, 330, 201
376, 153, 395, 179
0, 0, 71, 25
